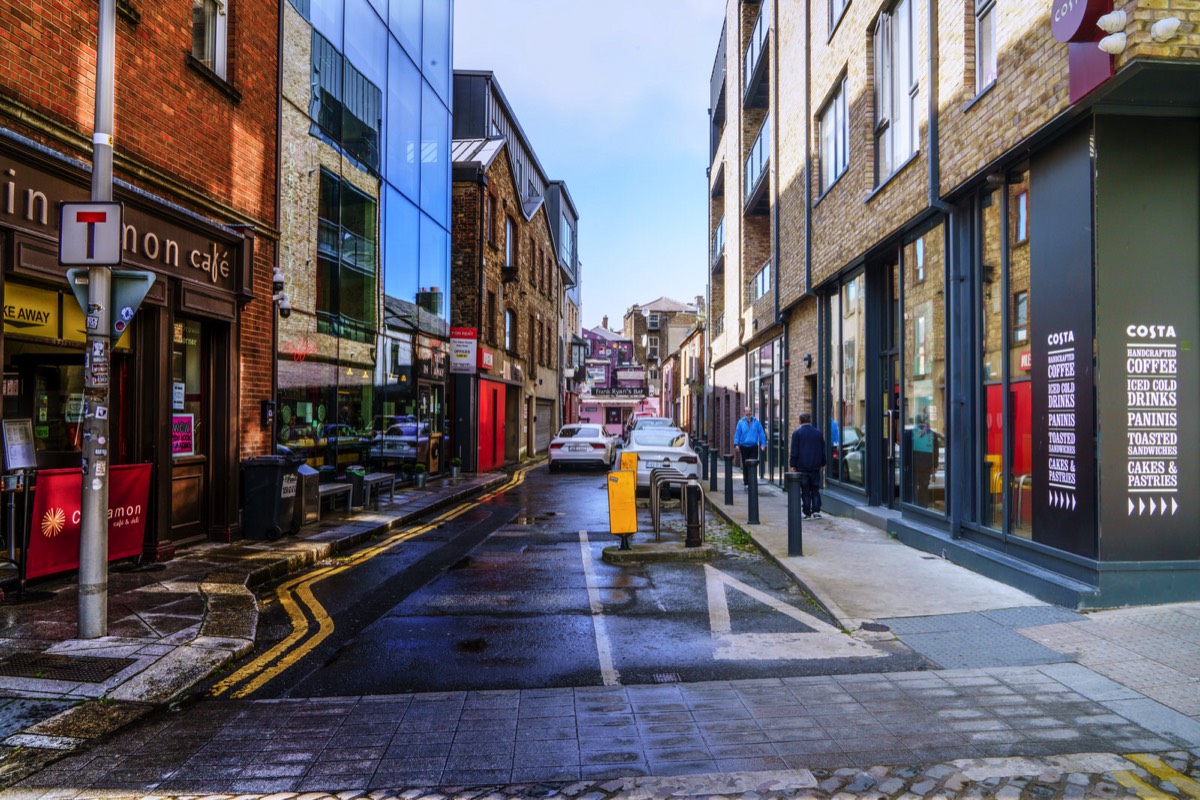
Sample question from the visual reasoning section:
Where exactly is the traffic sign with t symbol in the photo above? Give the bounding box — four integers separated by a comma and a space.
59, 202, 123, 266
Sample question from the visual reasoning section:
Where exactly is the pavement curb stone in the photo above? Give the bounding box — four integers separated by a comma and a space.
0, 471, 514, 791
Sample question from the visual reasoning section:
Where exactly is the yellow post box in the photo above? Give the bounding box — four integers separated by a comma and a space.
607, 470, 637, 537
619, 450, 638, 473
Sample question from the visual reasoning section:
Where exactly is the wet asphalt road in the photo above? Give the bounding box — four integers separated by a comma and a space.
234, 465, 925, 699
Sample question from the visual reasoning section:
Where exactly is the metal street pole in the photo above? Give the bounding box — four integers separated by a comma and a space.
80, 0, 117, 638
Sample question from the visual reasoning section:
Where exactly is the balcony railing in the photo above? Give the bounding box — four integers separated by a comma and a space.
318, 219, 377, 272
743, 2, 769, 104
713, 313, 725, 336
710, 22, 727, 122
744, 116, 770, 208
711, 216, 725, 270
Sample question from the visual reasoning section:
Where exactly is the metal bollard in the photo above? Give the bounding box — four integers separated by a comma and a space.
746, 458, 760, 524
709, 449, 719, 492
785, 472, 804, 556
685, 478, 702, 548
723, 454, 734, 505
698, 443, 709, 481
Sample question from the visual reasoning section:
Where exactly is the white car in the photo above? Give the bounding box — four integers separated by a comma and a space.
548, 424, 614, 471
623, 429, 700, 487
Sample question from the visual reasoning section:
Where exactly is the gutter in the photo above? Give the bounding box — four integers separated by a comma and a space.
927, 0, 953, 214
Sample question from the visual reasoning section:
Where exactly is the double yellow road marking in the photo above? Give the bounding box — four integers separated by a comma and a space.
211, 464, 536, 699
1113, 753, 1200, 799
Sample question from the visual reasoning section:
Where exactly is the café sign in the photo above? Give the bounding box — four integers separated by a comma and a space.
1051, 0, 1108, 43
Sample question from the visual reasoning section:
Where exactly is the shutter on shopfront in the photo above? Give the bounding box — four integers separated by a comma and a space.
535, 400, 554, 453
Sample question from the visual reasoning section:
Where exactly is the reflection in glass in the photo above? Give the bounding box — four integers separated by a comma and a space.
902, 224, 947, 513
418, 213, 449, 334
838, 276, 866, 488
421, 85, 449, 226
1007, 168, 1033, 538
422, 0, 450, 101
387, 39, 421, 201
828, 289, 843, 480
389, 0, 420, 63
980, 190, 1003, 529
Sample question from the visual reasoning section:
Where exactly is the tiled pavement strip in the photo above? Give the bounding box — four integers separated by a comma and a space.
3, 465, 1200, 797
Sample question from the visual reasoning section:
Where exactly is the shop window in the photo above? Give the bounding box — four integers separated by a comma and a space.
980, 189, 1004, 529
829, 275, 865, 488
1006, 169, 1033, 538
172, 319, 204, 458
191, 0, 227, 78
902, 225, 947, 513
874, 0, 917, 183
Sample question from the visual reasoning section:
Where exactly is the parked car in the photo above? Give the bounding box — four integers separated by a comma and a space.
623, 416, 679, 443
623, 429, 699, 487
366, 422, 430, 464
549, 424, 614, 471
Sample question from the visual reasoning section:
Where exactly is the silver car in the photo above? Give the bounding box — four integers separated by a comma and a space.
548, 424, 614, 471
623, 429, 700, 487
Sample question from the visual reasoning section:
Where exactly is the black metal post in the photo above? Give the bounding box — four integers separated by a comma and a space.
709, 449, 718, 492
723, 454, 734, 505
698, 443, 708, 481
786, 472, 804, 556
746, 458, 760, 524
684, 479, 702, 548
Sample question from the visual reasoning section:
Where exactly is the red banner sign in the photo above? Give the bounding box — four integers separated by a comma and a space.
26, 464, 152, 579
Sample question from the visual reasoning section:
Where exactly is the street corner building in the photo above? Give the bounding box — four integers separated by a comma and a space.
448, 71, 579, 473
706, 0, 1200, 607
0, 0, 279, 559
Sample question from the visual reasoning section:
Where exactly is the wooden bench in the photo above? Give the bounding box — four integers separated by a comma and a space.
317, 482, 353, 520
361, 472, 397, 509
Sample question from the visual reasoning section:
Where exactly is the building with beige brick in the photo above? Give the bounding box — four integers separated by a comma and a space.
707, 0, 1200, 607
449, 72, 579, 471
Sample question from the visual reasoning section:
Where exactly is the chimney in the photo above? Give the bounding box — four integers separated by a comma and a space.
602, 315, 609, 329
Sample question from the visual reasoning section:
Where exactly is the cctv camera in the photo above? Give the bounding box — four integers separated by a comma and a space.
272, 268, 286, 294
277, 297, 292, 319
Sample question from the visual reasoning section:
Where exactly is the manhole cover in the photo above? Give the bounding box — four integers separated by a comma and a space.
0, 653, 137, 683
860, 622, 891, 632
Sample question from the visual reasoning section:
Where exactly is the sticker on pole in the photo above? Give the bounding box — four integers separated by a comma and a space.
59, 202, 123, 266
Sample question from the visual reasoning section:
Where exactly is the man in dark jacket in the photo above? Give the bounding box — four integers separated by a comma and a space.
789, 412, 827, 519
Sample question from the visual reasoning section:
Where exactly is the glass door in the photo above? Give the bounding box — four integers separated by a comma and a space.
881, 260, 902, 507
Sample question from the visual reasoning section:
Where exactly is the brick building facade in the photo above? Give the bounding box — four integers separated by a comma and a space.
450, 72, 578, 472
707, 0, 1200, 607
0, 0, 278, 557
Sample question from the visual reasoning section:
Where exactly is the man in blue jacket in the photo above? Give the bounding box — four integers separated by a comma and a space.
789, 411, 827, 518
733, 406, 766, 488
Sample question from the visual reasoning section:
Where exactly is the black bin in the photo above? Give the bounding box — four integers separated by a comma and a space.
241, 455, 302, 540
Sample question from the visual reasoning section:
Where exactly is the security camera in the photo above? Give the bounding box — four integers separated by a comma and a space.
272, 268, 286, 294
277, 297, 292, 319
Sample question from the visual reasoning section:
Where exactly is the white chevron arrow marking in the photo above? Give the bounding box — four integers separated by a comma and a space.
1139, 498, 1146, 515
1129, 498, 1135, 515
1172, 497, 1178, 515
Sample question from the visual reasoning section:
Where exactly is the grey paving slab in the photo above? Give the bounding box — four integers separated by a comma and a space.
1102, 697, 1200, 747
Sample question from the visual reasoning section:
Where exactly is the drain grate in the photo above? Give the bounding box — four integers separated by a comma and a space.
0, 653, 137, 683
652, 672, 681, 683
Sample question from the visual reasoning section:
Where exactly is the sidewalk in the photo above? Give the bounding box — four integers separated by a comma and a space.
0, 468, 511, 786
703, 461, 1200, 741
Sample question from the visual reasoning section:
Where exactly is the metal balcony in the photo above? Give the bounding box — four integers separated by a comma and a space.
743, 2, 769, 109
744, 116, 770, 215
711, 216, 726, 274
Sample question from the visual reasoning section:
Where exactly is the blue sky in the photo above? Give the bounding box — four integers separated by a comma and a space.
453, 0, 724, 331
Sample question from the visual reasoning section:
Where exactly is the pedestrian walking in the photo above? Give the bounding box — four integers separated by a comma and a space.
789, 411, 827, 518
734, 406, 766, 488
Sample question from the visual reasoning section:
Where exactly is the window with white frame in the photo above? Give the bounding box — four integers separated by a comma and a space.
504, 216, 516, 268
874, 0, 917, 182
192, 0, 227, 78
648, 312, 660, 330
975, 0, 997, 93
819, 76, 849, 193
648, 335, 660, 360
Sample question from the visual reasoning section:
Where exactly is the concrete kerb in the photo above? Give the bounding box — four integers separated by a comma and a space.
0, 470, 514, 789
703, 492, 856, 634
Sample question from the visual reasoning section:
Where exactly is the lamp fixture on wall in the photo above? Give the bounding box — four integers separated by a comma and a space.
1096, 10, 1126, 34
1098, 32, 1127, 54
1151, 17, 1181, 43
803, 353, 813, 369
272, 267, 291, 318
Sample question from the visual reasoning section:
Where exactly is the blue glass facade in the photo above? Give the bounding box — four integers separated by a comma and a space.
277, 0, 452, 475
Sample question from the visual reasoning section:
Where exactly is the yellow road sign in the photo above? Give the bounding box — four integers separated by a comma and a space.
607, 470, 637, 534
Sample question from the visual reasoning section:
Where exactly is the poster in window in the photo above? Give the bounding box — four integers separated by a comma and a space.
171, 414, 195, 457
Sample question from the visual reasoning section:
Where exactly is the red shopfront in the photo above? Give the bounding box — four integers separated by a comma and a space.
0, 138, 254, 561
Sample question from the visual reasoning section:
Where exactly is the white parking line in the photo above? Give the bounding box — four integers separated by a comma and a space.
578, 530, 621, 686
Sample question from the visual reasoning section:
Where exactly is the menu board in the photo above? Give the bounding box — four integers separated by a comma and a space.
1045, 331, 1080, 508
1124, 325, 1179, 516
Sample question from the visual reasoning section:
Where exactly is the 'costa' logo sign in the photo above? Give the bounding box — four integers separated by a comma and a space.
1051, 0, 1109, 43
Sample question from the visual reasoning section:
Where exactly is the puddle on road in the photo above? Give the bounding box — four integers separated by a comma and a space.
455, 638, 488, 653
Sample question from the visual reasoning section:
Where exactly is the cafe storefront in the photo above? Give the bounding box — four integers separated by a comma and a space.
1, 134, 254, 560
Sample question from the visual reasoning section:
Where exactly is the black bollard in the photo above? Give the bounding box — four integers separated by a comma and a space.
709, 449, 719, 492
746, 458, 760, 524
684, 478, 702, 548
698, 443, 708, 481
723, 454, 734, 505
786, 472, 804, 556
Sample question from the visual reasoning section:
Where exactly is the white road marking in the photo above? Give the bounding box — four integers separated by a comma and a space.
578, 530, 621, 686
704, 565, 885, 661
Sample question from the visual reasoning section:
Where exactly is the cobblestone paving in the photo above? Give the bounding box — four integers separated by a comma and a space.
5, 750, 1199, 798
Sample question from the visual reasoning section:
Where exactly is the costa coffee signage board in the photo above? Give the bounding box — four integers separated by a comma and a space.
1051, 0, 1109, 43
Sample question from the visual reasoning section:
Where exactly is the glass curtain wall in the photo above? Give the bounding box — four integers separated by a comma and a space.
828, 274, 866, 488
901, 223, 948, 514
278, 0, 451, 473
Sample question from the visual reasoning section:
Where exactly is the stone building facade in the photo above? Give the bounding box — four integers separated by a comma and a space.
707, 0, 1200, 607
